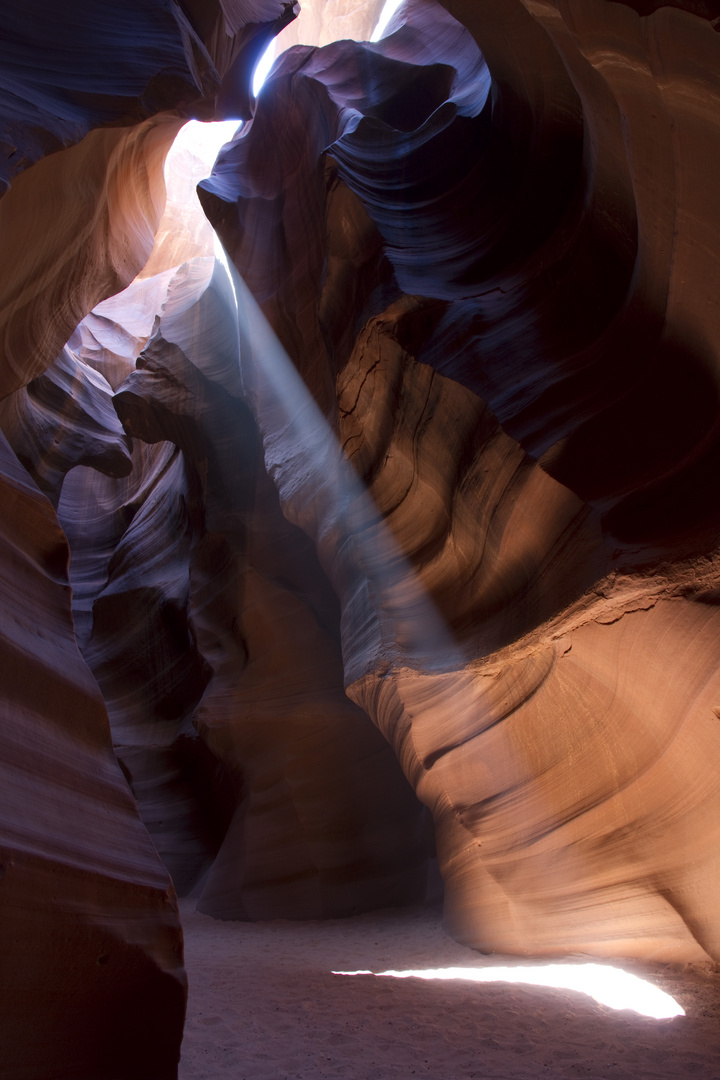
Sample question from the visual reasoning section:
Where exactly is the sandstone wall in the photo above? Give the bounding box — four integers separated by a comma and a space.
2, 5, 720, 1074
199, 0, 720, 961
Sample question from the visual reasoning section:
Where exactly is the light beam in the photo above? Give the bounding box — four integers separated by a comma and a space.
216, 250, 463, 679
370, 0, 406, 41
253, 40, 277, 97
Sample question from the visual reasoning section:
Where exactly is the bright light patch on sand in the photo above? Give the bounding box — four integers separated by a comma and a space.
332, 965, 684, 1020
253, 39, 276, 97
371, 0, 405, 40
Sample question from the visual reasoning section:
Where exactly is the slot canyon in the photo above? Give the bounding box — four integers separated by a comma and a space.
2, 0, 720, 1076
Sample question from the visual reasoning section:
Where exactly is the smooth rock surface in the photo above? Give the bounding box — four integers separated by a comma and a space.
0, 429, 186, 1080
200, 0, 720, 961
111, 298, 429, 917
0, 3, 306, 1076
0, 345, 133, 507
2, 4, 720, 1075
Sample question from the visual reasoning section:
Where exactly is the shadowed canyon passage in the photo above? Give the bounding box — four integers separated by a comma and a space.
2, 0, 720, 1076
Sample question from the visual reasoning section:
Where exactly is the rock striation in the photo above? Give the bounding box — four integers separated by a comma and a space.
107, 269, 429, 918
0, 2, 307, 1077
2, 1, 720, 1073
0, 427, 186, 1079
0, 345, 133, 507
199, 0, 720, 961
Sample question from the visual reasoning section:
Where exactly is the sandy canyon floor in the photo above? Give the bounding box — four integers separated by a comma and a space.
178, 899, 720, 1080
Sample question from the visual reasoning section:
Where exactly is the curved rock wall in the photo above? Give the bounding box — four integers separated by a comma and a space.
25, 198, 428, 920
0, 2, 306, 1076
0, 0, 302, 400
108, 267, 430, 918
2, 2, 720, 1072
200, 0, 720, 961
0, 345, 133, 507
0, 428, 186, 1080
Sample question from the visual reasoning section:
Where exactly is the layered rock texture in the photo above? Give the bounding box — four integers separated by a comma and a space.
199, 0, 720, 962
0, 2, 306, 1078
0, 427, 186, 1080
2, 0, 720, 1074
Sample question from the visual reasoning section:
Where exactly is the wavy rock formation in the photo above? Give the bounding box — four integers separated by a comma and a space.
111, 288, 429, 918
200, 0, 720, 961
0, 0, 297, 190
0, 2, 306, 1076
66, 438, 215, 891
0, 345, 132, 507
57, 261, 232, 897
0, 0, 297, 399
0, 429, 186, 1080
41, 213, 427, 917
0, 114, 185, 399
3, 1, 720, 1071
